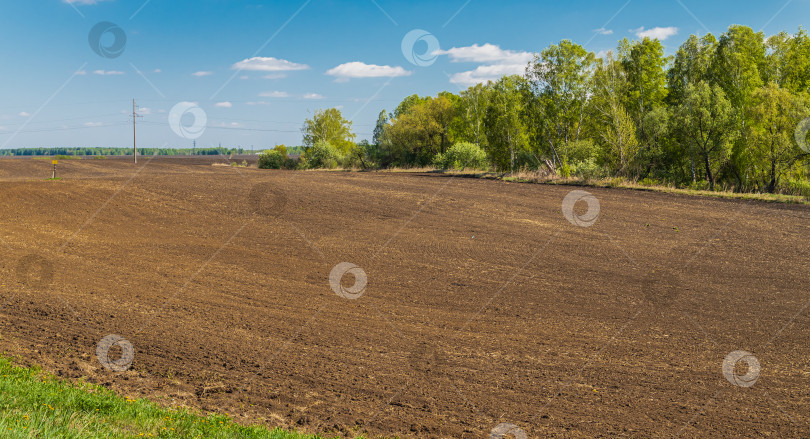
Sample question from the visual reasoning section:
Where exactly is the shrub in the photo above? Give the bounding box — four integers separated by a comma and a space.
303, 141, 343, 169
434, 142, 489, 170
258, 145, 297, 169
571, 157, 605, 181
258, 149, 286, 169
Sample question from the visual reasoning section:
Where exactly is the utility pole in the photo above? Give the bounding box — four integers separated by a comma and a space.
131, 99, 142, 164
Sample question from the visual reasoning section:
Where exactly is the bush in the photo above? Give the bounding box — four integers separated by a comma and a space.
258, 145, 297, 169
433, 142, 489, 170
571, 157, 605, 181
303, 141, 343, 169
258, 149, 286, 169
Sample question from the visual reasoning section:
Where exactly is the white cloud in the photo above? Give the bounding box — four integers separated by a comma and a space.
93, 70, 124, 75
262, 73, 286, 79
232, 57, 309, 72
303, 93, 324, 100
19, 112, 30, 117
139, 107, 152, 115
326, 62, 411, 81
438, 43, 534, 86
259, 91, 289, 98
215, 102, 232, 108
594, 28, 614, 35
83, 121, 104, 127
153, 69, 162, 73
449, 63, 528, 86
239, 75, 249, 80
75, 70, 87, 75
434, 43, 533, 64
192, 71, 213, 77
633, 26, 679, 41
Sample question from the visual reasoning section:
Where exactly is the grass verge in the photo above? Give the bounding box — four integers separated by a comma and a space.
363, 168, 810, 205
0, 355, 344, 438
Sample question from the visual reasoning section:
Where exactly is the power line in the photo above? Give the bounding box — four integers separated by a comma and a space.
0, 122, 129, 136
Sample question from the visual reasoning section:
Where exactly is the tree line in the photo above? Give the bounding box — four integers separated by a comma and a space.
276, 25, 810, 196
1, 147, 246, 157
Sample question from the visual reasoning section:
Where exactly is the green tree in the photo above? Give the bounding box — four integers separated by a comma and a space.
484, 75, 530, 171
386, 95, 457, 164
675, 81, 737, 190
301, 108, 356, 154
591, 51, 638, 176
748, 83, 808, 191
372, 109, 388, 146
668, 33, 718, 181
527, 40, 596, 171
458, 83, 491, 148
712, 25, 766, 187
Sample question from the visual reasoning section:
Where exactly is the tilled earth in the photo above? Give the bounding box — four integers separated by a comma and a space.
0, 157, 808, 438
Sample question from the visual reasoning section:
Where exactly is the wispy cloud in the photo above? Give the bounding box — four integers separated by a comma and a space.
19, 112, 31, 117
594, 27, 614, 35
326, 62, 411, 81
232, 56, 309, 72
192, 71, 214, 77
93, 70, 124, 75
633, 26, 679, 41
259, 91, 289, 98
215, 101, 232, 108
303, 93, 324, 99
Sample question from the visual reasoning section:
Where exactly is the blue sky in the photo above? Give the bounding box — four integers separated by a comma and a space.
0, 0, 807, 149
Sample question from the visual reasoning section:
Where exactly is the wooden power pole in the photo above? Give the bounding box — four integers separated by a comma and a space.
131, 99, 142, 164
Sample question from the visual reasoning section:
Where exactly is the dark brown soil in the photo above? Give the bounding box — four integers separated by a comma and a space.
0, 157, 808, 438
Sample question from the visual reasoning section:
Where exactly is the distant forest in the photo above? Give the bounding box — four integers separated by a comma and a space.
0, 147, 247, 156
